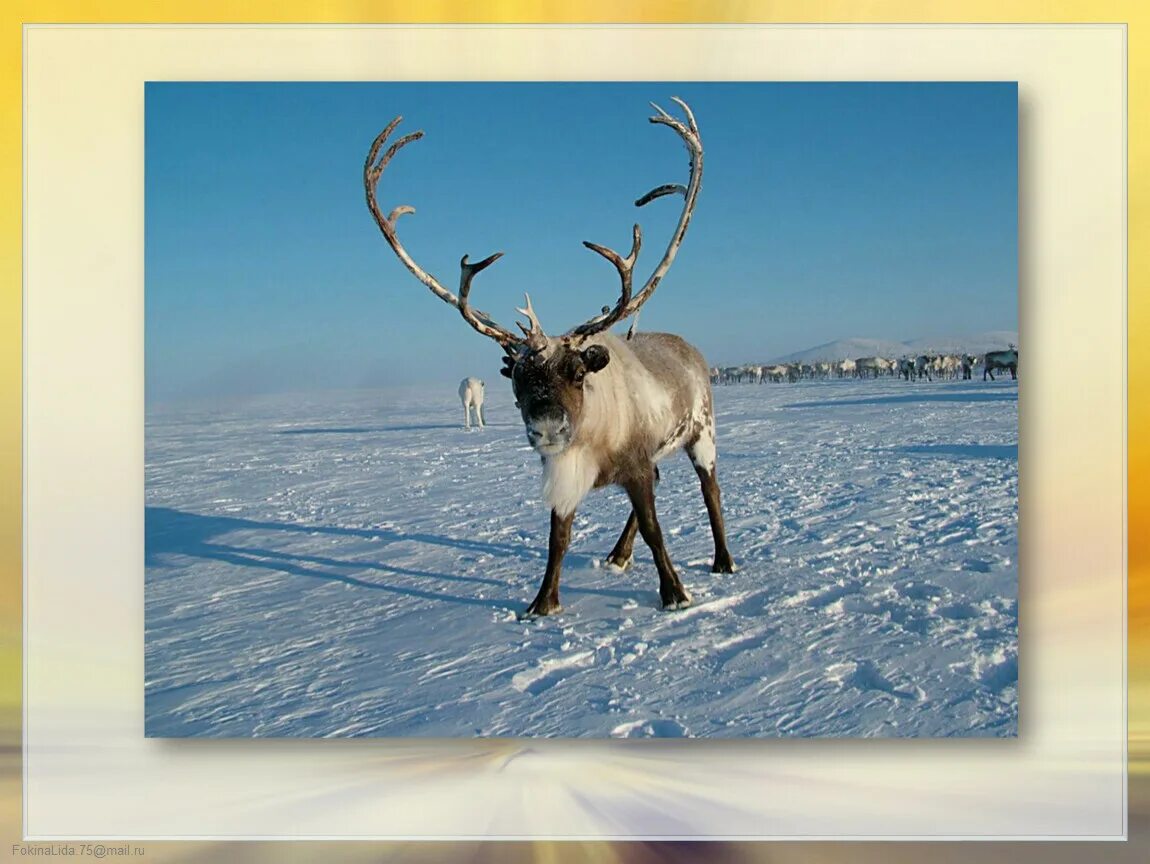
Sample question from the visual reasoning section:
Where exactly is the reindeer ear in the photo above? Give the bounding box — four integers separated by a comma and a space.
500, 355, 515, 379
581, 344, 610, 374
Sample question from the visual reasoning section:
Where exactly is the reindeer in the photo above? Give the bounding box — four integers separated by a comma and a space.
364, 98, 735, 617
960, 353, 977, 380
936, 354, 961, 381
855, 356, 889, 379
764, 364, 789, 383
914, 354, 935, 381
983, 347, 1019, 381
458, 377, 486, 429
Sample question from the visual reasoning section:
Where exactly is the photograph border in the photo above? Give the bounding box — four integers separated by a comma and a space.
5, 3, 1142, 858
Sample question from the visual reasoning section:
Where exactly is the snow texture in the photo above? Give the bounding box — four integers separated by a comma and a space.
146, 377, 1018, 738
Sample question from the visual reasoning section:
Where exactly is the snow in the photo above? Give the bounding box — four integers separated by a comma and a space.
145, 376, 1018, 738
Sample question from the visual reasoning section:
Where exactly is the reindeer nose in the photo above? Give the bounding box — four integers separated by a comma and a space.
527, 417, 570, 446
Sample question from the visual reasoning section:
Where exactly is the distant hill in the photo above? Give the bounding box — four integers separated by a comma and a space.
769, 331, 1019, 364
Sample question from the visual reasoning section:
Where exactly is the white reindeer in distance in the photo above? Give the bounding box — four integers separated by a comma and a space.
364, 98, 735, 617
458, 377, 486, 429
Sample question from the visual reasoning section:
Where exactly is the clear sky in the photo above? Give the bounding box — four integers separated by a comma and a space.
145, 81, 1017, 401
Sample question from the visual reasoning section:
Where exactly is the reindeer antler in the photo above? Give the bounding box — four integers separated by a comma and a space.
514, 293, 549, 349
569, 97, 703, 338
569, 224, 641, 337
364, 117, 522, 350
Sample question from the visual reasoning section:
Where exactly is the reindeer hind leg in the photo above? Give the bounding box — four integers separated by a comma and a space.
623, 470, 692, 610
607, 510, 639, 570
685, 424, 736, 574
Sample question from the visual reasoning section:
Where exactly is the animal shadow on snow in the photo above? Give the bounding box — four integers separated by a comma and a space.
146, 506, 542, 610
146, 507, 633, 611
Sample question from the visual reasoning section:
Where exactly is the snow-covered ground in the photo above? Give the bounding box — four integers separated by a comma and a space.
145, 376, 1019, 738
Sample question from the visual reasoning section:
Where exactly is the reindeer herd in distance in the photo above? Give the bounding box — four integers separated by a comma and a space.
461, 346, 1019, 426
711, 346, 1019, 386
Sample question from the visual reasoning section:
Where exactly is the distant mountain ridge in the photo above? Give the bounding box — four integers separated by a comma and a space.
769, 331, 1019, 364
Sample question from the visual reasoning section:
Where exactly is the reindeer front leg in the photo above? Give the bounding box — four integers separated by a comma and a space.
523, 509, 575, 617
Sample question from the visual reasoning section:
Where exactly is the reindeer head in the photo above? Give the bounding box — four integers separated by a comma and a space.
494, 227, 637, 455
504, 338, 611, 455
364, 98, 703, 457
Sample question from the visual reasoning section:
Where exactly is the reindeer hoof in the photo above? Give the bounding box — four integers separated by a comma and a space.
661, 589, 693, 611
712, 557, 737, 574
520, 601, 562, 619
605, 554, 633, 572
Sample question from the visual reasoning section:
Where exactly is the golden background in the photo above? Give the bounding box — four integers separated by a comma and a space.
4, 2, 1143, 861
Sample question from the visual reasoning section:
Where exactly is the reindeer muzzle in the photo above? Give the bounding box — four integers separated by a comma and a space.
526, 416, 572, 454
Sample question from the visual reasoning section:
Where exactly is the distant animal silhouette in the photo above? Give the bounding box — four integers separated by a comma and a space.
458, 377, 486, 429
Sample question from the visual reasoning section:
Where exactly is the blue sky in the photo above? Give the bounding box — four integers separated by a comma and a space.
145, 82, 1017, 401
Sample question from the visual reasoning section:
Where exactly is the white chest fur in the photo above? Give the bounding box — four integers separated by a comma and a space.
541, 446, 600, 517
